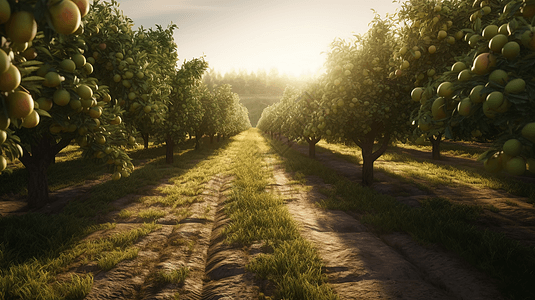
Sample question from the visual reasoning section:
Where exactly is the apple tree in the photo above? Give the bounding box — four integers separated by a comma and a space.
270, 84, 328, 158
257, 103, 277, 136
226, 98, 251, 135
259, 89, 290, 140
320, 16, 418, 186
433, 0, 535, 175
256, 86, 303, 143
83, 0, 174, 149
212, 84, 250, 139
274, 86, 302, 142
395, 0, 477, 159
130, 25, 178, 148
194, 83, 221, 144
292, 82, 329, 158
154, 57, 208, 162
0, 0, 133, 207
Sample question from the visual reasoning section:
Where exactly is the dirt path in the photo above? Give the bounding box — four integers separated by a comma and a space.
267, 158, 504, 299
4, 133, 533, 299
80, 175, 225, 299
50, 172, 261, 300
286, 141, 535, 248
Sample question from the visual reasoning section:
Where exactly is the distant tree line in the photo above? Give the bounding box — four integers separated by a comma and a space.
203, 68, 310, 95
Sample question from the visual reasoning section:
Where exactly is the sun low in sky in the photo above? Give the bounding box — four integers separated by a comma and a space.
117, 0, 401, 77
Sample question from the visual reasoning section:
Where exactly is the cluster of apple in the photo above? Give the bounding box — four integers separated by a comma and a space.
0, 0, 121, 175
393, 0, 470, 86
412, 0, 535, 175
470, 1, 535, 175
0, 48, 37, 129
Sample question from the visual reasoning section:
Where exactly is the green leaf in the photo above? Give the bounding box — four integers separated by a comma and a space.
34, 46, 53, 58
36, 109, 52, 118
477, 150, 492, 161
21, 76, 45, 82
19, 60, 44, 67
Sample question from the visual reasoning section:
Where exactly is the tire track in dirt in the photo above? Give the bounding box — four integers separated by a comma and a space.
77, 173, 244, 300
266, 158, 504, 299
81, 174, 217, 299
201, 174, 259, 300
82, 172, 262, 299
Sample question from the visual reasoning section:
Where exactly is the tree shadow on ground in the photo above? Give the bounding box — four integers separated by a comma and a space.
0, 137, 231, 268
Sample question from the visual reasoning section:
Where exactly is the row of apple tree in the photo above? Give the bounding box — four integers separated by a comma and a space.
258, 0, 534, 186
0, 0, 251, 208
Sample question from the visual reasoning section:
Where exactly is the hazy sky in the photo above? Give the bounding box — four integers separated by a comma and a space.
116, 0, 401, 77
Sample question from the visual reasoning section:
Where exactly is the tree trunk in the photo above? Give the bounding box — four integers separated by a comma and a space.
165, 135, 174, 164
306, 137, 320, 158
430, 134, 442, 160
195, 134, 200, 150
217, 134, 220, 142
26, 159, 50, 208
361, 150, 375, 187
141, 133, 149, 149
19, 134, 72, 208
354, 130, 391, 187
210, 134, 214, 144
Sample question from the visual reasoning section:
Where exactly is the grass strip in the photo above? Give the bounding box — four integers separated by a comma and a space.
0, 140, 197, 197
151, 266, 189, 287
393, 141, 486, 159
224, 129, 338, 300
0, 139, 228, 300
318, 141, 535, 203
0, 222, 159, 300
268, 136, 535, 300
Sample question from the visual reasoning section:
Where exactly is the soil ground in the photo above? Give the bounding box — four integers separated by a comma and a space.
1, 134, 533, 299
266, 145, 506, 299
292, 140, 535, 248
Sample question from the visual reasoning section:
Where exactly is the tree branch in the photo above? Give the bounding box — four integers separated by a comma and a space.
371, 131, 391, 162
352, 137, 363, 149
53, 136, 74, 156
18, 146, 31, 167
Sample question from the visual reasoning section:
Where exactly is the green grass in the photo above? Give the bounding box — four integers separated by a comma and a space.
0, 138, 230, 300
97, 247, 140, 270
393, 140, 487, 159
117, 209, 133, 219
0, 147, 106, 197
316, 141, 362, 165
152, 267, 189, 286
0, 222, 158, 300
174, 208, 192, 222
0, 271, 94, 300
53, 274, 94, 300
318, 140, 535, 203
249, 239, 337, 299
386, 154, 535, 203
0, 140, 194, 198
267, 136, 535, 300
138, 208, 167, 221
223, 129, 338, 300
